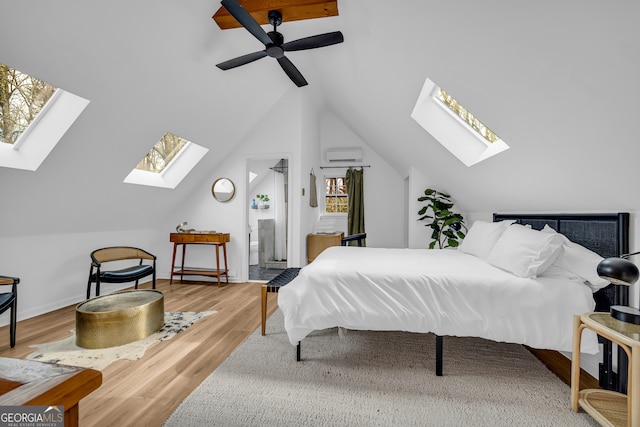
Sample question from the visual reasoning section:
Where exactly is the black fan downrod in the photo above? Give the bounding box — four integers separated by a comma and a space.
266, 12, 285, 58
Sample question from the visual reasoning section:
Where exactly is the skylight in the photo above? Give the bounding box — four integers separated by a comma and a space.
124, 132, 208, 189
411, 77, 509, 167
135, 132, 189, 173
0, 63, 90, 171
435, 88, 499, 144
0, 64, 58, 146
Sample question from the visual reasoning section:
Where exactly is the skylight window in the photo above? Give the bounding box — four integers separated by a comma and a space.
124, 132, 208, 189
411, 77, 509, 167
0, 64, 58, 146
0, 63, 90, 171
435, 88, 499, 144
135, 132, 188, 173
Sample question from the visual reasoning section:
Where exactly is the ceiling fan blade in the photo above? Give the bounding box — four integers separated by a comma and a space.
220, 0, 272, 46
282, 31, 344, 52
216, 50, 267, 70
276, 56, 308, 87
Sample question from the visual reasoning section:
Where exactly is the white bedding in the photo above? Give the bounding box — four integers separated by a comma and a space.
278, 246, 599, 354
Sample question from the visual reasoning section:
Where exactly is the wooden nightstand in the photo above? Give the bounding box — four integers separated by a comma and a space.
571, 312, 640, 426
306, 232, 343, 263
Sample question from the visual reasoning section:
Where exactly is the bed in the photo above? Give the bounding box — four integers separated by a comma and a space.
278, 213, 630, 385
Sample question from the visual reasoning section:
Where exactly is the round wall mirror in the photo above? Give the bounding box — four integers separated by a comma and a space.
212, 178, 235, 202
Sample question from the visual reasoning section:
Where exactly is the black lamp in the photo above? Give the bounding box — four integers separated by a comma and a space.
597, 252, 640, 324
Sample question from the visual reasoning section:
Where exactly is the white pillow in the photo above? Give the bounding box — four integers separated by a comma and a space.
487, 224, 565, 278
539, 264, 583, 283
541, 225, 610, 291
457, 220, 515, 259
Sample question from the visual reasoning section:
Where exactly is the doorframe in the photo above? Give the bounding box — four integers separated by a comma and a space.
243, 154, 293, 282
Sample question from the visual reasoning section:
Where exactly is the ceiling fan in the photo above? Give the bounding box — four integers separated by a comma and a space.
216, 0, 344, 87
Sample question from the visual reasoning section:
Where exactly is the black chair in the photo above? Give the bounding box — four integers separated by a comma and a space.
0, 275, 19, 348
341, 232, 367, 247
87, 247, 156, 299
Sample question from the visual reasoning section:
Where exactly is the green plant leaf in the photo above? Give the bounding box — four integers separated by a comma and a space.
442, 229, 455, 238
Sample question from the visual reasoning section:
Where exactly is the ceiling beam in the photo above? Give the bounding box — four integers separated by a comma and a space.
212, 0, 339, 30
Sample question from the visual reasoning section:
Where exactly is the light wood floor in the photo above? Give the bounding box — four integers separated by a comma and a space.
0, 279, 280, 426
0, 279, 597, 426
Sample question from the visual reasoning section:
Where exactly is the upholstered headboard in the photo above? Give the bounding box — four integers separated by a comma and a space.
493, 212, 631, 391
493, 213, 630, 310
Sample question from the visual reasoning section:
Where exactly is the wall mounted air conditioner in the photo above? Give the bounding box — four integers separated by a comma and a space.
325, 147, 363, 162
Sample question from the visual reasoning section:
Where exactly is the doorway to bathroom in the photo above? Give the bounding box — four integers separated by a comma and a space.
247, 157, 290, 281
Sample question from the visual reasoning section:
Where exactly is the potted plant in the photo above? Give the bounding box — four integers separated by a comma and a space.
417, 188, 466, 249
256, 194, 270, 209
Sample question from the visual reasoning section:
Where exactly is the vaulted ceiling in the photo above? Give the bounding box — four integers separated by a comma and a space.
1, 0, 639, 238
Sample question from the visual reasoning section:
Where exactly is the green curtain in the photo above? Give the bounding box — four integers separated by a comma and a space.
346, 168, 365, 246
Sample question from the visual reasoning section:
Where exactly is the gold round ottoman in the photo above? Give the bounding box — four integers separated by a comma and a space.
76, 290, 164, 349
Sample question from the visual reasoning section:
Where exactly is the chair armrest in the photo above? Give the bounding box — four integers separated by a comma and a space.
341, 233, 367, 246
0, 276, 19, 286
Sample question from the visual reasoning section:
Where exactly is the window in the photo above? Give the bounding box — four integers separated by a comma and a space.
324, 176, 348, 214
0, 63, 89, 171
435, 88, 499, 144
0, 64, 58, 146
135, 132, 189, 173
124, 132, 208, 189
411, 77, 509, 167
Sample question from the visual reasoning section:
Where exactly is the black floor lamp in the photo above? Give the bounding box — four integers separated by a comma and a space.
597, 252, 640, 324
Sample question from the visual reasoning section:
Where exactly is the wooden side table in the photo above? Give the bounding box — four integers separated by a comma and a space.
169, 232, 230, 287
0, 357, 102, 427
571, 312, 640, 426
306, 232, 343, 263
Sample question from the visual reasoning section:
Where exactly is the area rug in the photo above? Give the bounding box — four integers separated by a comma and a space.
165, 309, 598, 427
26, 311, 216, 370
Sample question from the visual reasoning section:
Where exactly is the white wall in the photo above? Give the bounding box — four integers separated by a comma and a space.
298, 89, 323, 260
319, 112, 405, 248
159, 89, 304, 282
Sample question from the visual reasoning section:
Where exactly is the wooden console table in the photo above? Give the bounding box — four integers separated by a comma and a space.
0, 357, 102, 427
169, 232, 230, 287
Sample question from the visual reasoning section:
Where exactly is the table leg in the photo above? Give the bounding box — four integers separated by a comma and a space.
180, 243, 186, 281
170, 243, 178, 285
571, 315, 582, 412
65, 404, 79, 427
261, 285, 267, 336
215, 244, 221, 287
632, 346, 640, 427
222, 242, 228, 284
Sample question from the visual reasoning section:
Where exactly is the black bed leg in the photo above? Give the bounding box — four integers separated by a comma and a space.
296, 342, 301, 361
435, 335, 443, 376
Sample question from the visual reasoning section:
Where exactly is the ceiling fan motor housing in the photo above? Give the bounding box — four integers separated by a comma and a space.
266, 31, 285, 58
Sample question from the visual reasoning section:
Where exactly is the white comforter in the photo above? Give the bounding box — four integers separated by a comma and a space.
278, 246, 599, 354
